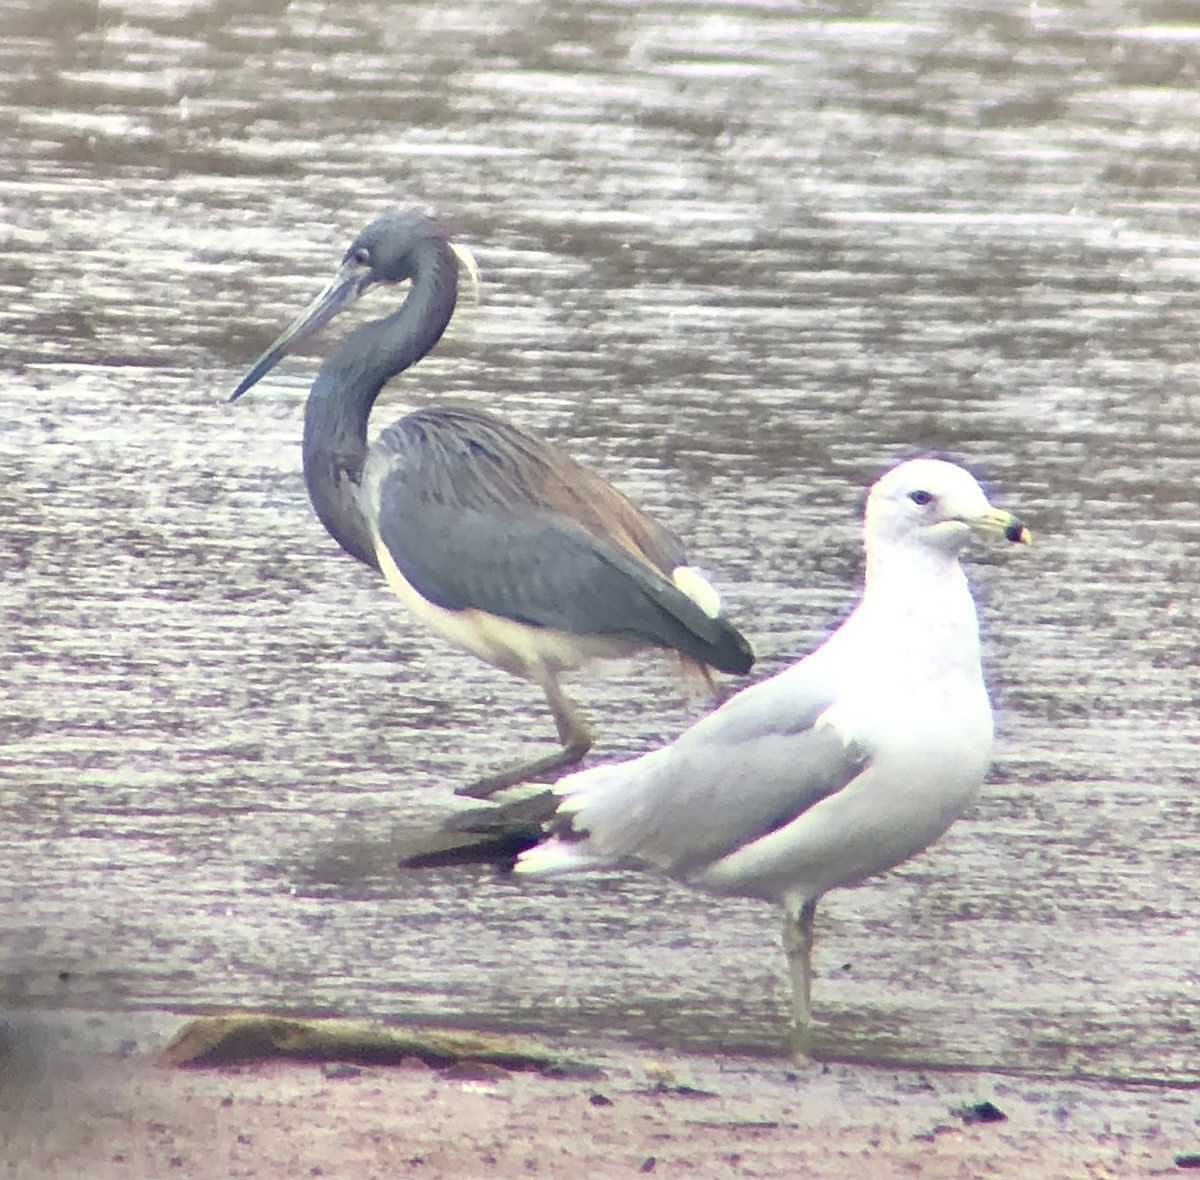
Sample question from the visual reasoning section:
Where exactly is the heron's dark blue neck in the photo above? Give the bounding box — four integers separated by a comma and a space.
301, 239, 459, 569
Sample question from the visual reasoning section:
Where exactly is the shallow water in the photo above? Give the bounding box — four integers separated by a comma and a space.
0, 0, 1198, 1084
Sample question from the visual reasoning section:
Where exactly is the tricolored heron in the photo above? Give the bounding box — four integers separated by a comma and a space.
230, 212, 754, 798
518, 459, 1030, 1055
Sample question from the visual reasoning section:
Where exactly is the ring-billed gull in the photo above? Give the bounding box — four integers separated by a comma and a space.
516, 458, 1030, 1055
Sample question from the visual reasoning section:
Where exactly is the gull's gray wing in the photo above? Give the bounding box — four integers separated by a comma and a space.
558, 660, 870, 877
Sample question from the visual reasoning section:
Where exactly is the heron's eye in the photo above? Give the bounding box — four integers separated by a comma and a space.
351, 247, 371, 267
909, 490, 933, 506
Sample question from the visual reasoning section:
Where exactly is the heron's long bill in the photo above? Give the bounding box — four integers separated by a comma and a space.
229, 259, 371, 401
972, 506, 1032, 546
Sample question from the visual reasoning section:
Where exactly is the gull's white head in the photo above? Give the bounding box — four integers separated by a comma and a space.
864, 458, 1030, 556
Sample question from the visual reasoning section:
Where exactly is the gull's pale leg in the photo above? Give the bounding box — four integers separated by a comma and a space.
782, 899, 818, 1061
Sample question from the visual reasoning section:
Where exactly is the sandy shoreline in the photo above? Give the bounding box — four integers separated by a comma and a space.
2, 1013, 1196, 1179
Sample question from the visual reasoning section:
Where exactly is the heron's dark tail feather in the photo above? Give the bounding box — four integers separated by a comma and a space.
694, 617, 755, 677
636, 573, 755, 677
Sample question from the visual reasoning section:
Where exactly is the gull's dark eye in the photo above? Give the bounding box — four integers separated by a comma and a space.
909, 489, 933, 506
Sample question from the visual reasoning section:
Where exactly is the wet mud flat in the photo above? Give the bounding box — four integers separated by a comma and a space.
1, 1009, 1196, 1179
2, 3, 1200, 1175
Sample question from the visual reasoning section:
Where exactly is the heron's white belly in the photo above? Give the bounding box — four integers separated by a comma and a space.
376, 542, 638, 680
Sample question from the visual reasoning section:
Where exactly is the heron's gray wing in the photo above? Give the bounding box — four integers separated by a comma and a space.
379, 498, 735, 653
379, 406, 693, 572
363, 443, 750, 669
558, 662, 870, 876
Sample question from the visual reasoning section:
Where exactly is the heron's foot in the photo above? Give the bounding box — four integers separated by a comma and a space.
454, 743, 588, 799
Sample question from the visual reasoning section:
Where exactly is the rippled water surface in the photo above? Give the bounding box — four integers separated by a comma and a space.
1, 0, 1198, 1084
